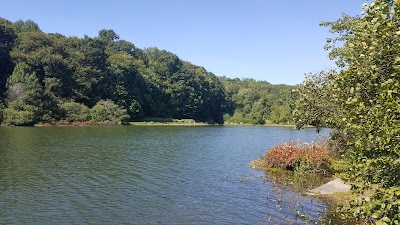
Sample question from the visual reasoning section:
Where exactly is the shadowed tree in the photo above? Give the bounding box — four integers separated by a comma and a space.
0, 18, 16, 99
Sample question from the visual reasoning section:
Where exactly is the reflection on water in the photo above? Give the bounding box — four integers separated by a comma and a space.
264, 168, 331, 192
0, 126, 329, 224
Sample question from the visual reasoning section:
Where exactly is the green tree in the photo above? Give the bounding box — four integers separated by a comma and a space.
0, 101, 4, 123
295, 0, 400, 223
3, 62, 43, 125
68, 36, 109, 106
219, 77, 294, 125
293, 71, 343, 130
0, 18, 16, 98
60, 101, 90, 122
0, 19, 232, 125
98, 29, 119, 43
10, 30, 75, 101
12, 19, 41, 33
169, 72, 197, 118
142, 48, 227, 123
270, 105, 291, 124
107, 52, 144, 118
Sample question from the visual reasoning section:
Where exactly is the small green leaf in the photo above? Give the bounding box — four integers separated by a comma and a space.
372, 210, 382, 219
382, 217, 391, 222
375, 220, 387, 225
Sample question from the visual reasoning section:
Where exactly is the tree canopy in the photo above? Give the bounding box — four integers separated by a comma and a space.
0, 17, 294, 125
220, 77, 295, 125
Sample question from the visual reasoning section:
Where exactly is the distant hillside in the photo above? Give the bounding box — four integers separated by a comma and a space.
0, 18, 296, 125
219, 77, 296, 125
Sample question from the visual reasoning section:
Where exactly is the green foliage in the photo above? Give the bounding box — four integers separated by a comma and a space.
2, 17, 294, 126
12, 19, 41, 33
142, 48, 227, 123
3, 62, 43, 125
72, 36, 110, 106
0, 101, 4, 123
0, 18, 16, 97
98, 29, 119, 43
60, 101, 90, 122
270, 104, 292, 124
0, 18, 232, 125
338, 186, 400, 224
220, 77, 295, 125
10, 30, 75, 101
107, 52, 144, 118
293, 71, 343, 131
90, 104, 112, 122
90, 100, 129, 123
295, 0, 400, 223
3, 100, 37, 125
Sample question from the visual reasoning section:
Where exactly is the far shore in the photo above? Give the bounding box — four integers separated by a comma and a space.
1, 123, 309, 128
1, 120, 313, 128
128, 121, 212, 126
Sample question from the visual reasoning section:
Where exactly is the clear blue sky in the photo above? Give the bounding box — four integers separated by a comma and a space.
0, 0, 368, 85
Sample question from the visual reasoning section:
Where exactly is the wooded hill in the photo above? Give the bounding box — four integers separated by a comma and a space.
220, 77, 294, 125
0, 18, 295, 125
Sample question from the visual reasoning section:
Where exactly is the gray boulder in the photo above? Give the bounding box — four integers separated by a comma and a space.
306, 178, 351, 195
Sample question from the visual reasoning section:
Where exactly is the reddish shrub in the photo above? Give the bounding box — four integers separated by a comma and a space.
253, 142, 331, 174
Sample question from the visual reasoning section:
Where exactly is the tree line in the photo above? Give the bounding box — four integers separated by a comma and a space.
0, 17, 295, 126
220, 77, 295, 125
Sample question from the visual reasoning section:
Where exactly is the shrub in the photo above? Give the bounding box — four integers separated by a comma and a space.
2, 100, 40, 125
3, 107, 36, 125
60, 101, 90, 122
0, 102, 3, 123
90, 100, 129, 124
252, 142, 332, 175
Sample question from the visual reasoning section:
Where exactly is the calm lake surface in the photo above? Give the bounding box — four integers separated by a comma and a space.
0, 126, 329, 224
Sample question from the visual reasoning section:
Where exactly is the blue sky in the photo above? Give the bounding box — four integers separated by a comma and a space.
0, 0, 368, 84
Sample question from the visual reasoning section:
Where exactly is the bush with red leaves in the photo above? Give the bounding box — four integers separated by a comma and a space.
252, 142, 332, 175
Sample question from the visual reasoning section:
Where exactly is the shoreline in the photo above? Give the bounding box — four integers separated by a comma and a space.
0, 122, 312, 128
224, 123, 295, 127
1, 119, 313, 128
128, 122, 212, 126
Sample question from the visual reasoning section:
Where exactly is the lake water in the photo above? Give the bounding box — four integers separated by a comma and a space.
0, 126, 330, 224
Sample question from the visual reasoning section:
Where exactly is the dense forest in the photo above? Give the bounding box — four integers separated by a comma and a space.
0, 17, 295, 126
220, 77, 295, 125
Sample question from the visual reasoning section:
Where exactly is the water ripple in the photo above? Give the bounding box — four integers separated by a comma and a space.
0, 126, 328, 224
